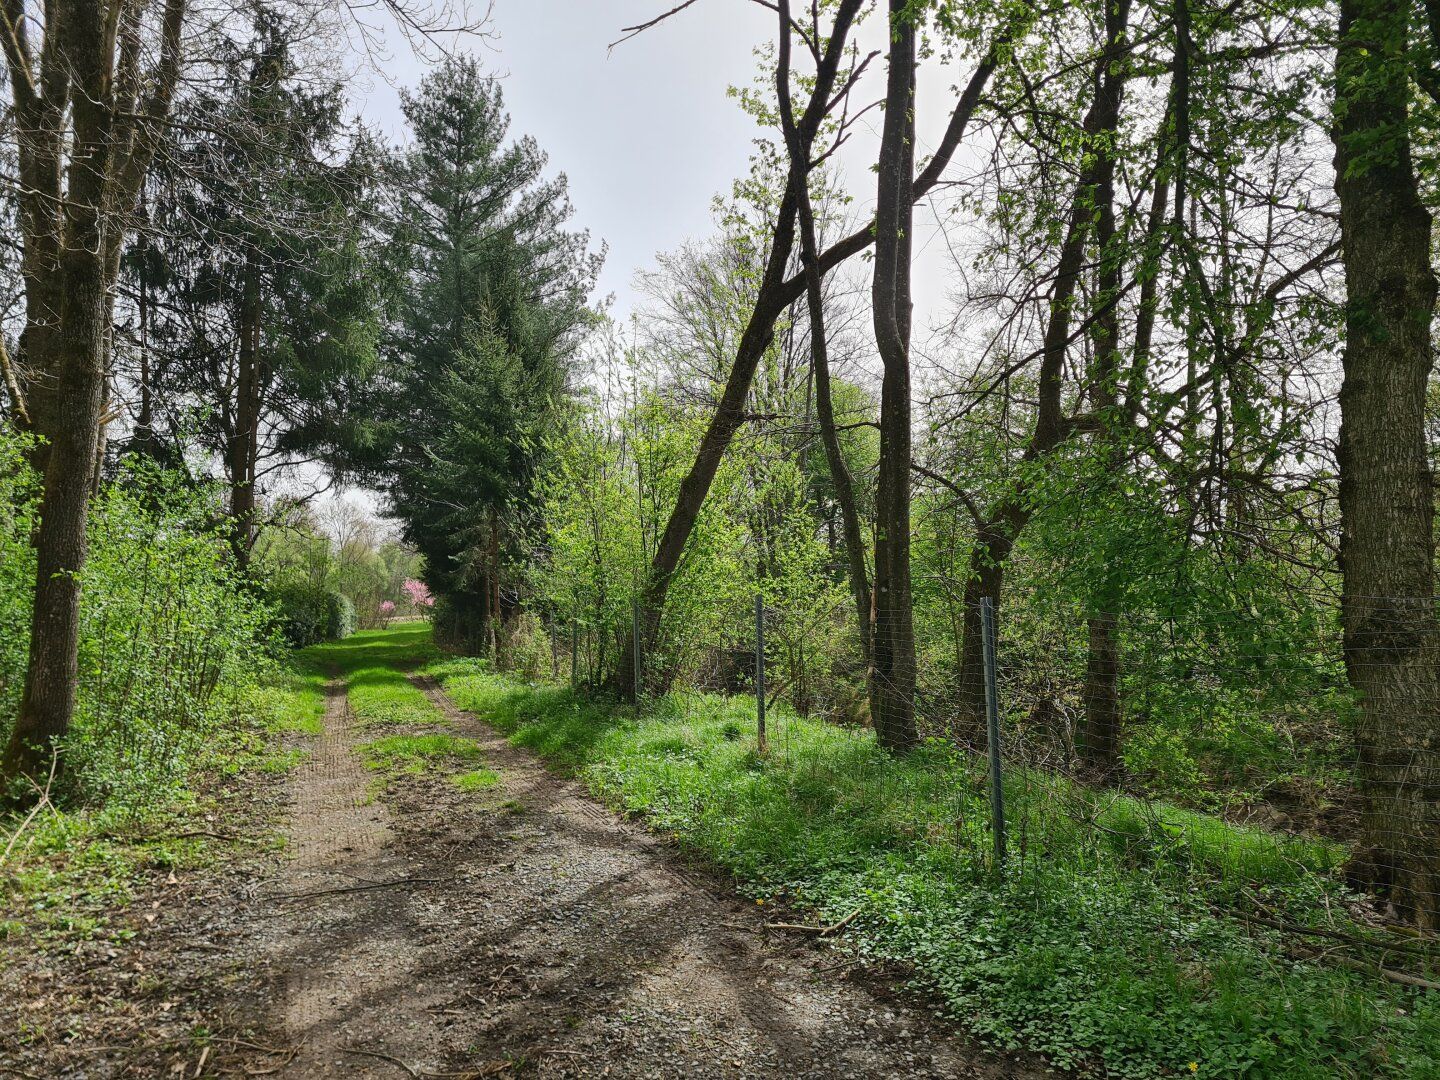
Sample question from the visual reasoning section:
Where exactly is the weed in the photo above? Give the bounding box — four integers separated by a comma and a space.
432, 666, 1440, 1080
360, 734, 483, 775
452, 769, 501, 791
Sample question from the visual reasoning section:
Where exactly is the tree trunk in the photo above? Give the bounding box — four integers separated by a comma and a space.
1, 45, 116, 787
613, 2, 873, 698
775, 0, 871, 668
1078, 0, 1131, 778
228, 257, 262, 571
867, 0, 920, 754
956, 521, 1018, 742
1081, 614, 1123, 775
1333, 0, 1440, 928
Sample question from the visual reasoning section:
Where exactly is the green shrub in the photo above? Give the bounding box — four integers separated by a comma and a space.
269, 582, 354, 646
268, 581, 331, 647
501, 612, 551, 679
327, 591, 356, 641
0, 436, 276, 806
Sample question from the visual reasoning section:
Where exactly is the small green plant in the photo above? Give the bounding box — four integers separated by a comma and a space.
360, 734, 483, 775
452, 768, 500, 791
432, 665, 1440, 1079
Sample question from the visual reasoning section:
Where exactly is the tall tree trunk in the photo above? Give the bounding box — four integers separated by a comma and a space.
1, 14, 118, 786
1081, 613, 1123, 773
868, 0, 919, 753
1078, 0, 1132, 777
2, 262, 109, 786
136, 225, 155, 452
488, 507, 502, 657
1333, 0, 1440, 928
956, 517, 1020, 742
775, 0, 871, 668
229, 257, 262, 571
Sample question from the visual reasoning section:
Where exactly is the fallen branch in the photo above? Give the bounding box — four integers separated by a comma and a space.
765, 906, 862, 937
342, 1046, 420, 1078
1293, 948, 1440, 992
1238, 890, 1440, 960
213, 1035, 303, 1076
0, 750, 59, 866
341, 1048, 510, 1080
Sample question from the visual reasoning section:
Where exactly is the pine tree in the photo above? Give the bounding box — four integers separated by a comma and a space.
125, 8, 382, 569
348, 57, 599, 651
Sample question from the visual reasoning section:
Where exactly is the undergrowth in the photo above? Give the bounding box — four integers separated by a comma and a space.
431, 660, 1439, 1080
361, 733, 483, 774
0, 659, 320, 949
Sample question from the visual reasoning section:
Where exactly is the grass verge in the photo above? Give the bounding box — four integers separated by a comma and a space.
430, 659, 1439, 1080
305, 625, 495, 792
0, 654, 321, 948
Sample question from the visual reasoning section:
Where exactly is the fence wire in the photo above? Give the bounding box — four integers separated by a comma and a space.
541, 586, 1440, 997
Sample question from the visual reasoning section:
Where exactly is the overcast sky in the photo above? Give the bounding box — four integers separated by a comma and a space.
354, 1, 774, 321
352, 0, 978, 327
323, 0, 983, 528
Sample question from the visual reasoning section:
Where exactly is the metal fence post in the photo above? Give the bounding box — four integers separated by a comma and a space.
570, 606, 579, 690
632, 596, 642, 701
755, 592, 767, 754
981, 595, 1006, 868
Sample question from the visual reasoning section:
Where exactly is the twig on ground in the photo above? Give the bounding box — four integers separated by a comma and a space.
342, 1046, 420, 1078
765, 907, 862, 937
1238, 889, 1440, 960
213, 1036, 303, 1076
0, 749, 59, 866
1293, 949, 1440, 991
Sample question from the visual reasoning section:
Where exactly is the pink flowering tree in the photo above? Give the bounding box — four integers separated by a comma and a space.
401, 579, 435, 618
378, 599, 396, 627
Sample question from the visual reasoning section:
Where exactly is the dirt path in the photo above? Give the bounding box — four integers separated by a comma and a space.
228, 667, 1036, 1078
253, 678, 452, 1075
2, 663, 1041, 1078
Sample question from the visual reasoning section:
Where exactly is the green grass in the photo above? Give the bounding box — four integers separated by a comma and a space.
452, 768, 500, 791
0, 627, 442, 953
301, 623, 440, 676
307, 627, 499, 791
301, 624, 442, 729
0, 653, 322, 948
360, 733, 483, 774
432, 659, 1440, 1080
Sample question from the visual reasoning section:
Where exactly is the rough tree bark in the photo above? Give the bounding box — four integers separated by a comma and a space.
229, 257, 264, 571
867, 0, 920, 753
775, 0, 871, 668
0, 0, 188, 790
1332, 0, 1440, 928
1078, 0, 1133, 777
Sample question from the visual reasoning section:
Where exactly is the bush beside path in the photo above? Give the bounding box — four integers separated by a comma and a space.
1, 626, 1036, 1078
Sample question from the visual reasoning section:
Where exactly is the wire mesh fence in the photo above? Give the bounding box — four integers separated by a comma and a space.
543, 585, 1440, 963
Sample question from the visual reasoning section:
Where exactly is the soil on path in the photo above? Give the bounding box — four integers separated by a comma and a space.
3, 664, 1045, 1079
